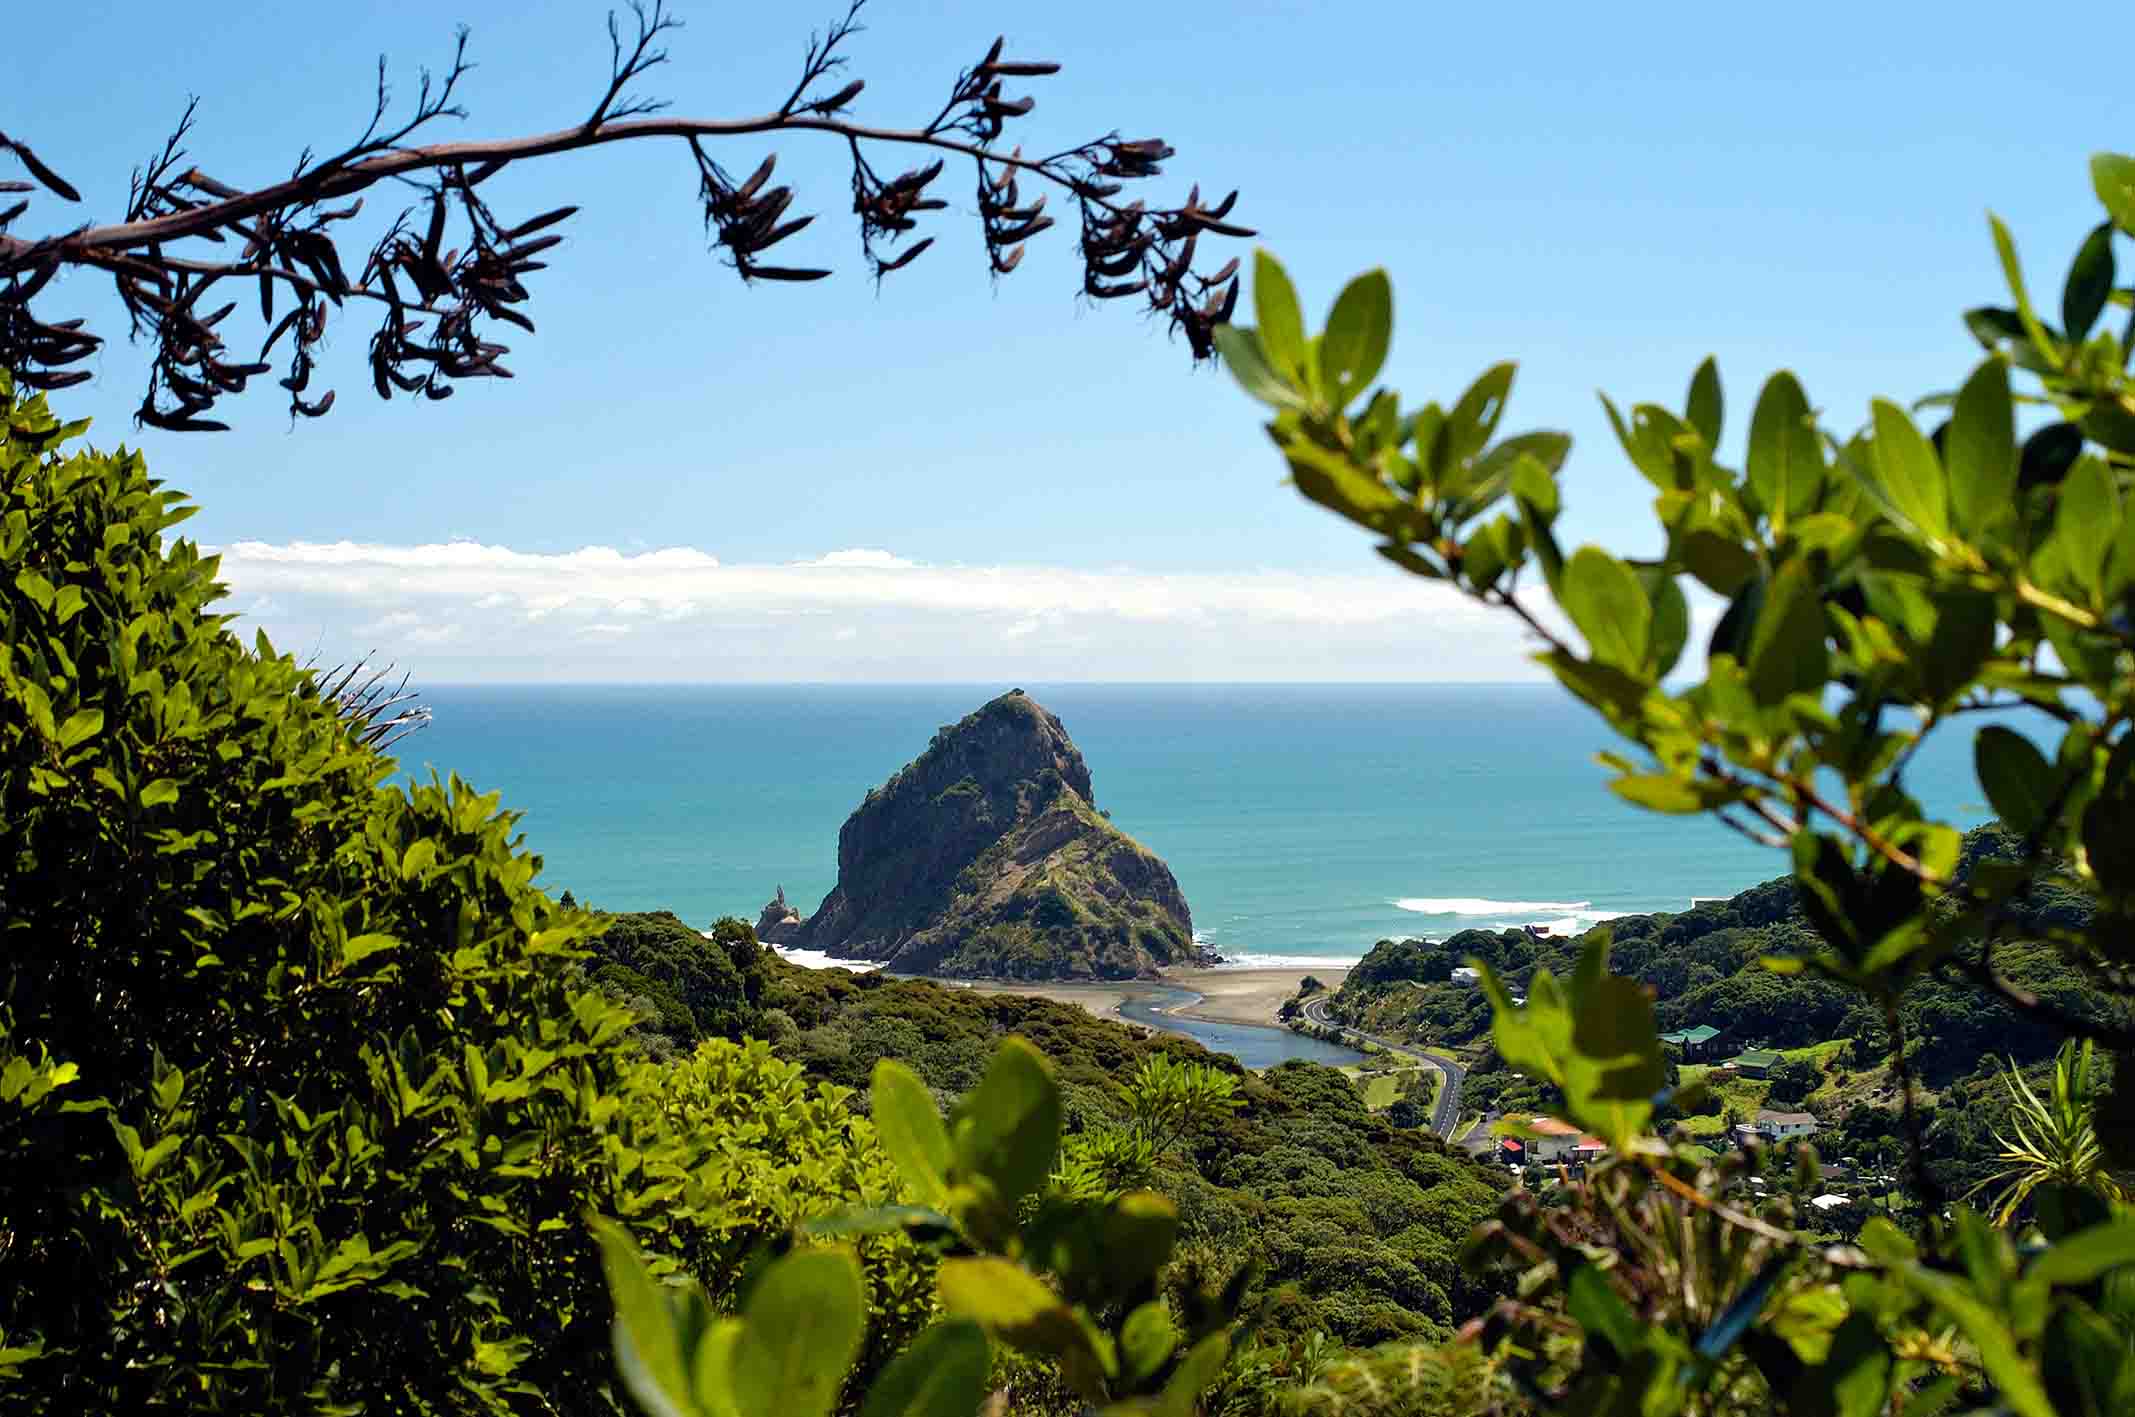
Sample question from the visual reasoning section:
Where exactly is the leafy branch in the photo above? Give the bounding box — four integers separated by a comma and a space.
0, 1, 1249, 431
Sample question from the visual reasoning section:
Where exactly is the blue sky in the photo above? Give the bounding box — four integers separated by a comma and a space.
10, 2, 2124, 679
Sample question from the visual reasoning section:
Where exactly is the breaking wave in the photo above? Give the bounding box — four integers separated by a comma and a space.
1392, 896, 1590, 916
1205, 952, 1366, 970
770, 945, 882, 973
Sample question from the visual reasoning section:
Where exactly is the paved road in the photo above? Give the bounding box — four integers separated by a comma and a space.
1301, 995, 1463, 1138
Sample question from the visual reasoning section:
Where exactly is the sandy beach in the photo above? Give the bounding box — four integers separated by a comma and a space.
954, 966, 1349, 1029
1159, 966, 1350, 1025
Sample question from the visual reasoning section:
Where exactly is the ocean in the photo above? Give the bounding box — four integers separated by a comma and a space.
391, 684, 1997, 968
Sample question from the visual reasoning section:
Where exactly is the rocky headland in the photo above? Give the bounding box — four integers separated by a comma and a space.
759, 690, 1208, 980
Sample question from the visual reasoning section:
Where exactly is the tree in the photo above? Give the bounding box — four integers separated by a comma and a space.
1216, 146, 2135, 1414
1762, 1055, 1821, 1106
0, 1, 1248, 430
1971, 1039, 2125, 1230
0, 379, 927, 1412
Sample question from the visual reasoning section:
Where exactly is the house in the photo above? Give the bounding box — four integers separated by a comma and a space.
1510, 1117, 1609, 1165
1449, 966, 1481, 986
1522, 1116, 1583, 1162
1659, 1024, 1725, 1061
1725, 1049, 1781, 1078
1809, 1193, 1851, 1213
1754, 1109, 1818, 1140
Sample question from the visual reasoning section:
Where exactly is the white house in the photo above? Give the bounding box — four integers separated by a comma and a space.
1753, 1109, 1818, 1141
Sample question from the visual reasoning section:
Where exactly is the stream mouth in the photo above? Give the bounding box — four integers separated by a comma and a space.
1117, 986, 1365, 1070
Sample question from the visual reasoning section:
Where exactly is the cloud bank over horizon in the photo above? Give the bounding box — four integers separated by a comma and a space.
212, 537, 1562, 682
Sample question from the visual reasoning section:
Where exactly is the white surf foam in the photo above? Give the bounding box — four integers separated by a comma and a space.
1392, 896, 1590, 916
1205, 952, 1365, 970
772, 946, 883, 973
1522, 910, 1630, 937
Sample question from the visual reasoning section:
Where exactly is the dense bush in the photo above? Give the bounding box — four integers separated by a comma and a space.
1220, 135, 2135, 1410
0, 383, 921, 1413
757, 960, 1508, 1347
584, 910, 766, 1050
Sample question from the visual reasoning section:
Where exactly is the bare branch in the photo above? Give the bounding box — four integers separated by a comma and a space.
0, 3, 1250, 430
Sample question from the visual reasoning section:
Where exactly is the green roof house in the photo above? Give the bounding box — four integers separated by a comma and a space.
1659, 1024, 1725, 1060
1725, 1049, 1781, 1078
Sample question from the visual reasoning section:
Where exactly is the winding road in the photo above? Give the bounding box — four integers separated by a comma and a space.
1300, 994, 1464, 1138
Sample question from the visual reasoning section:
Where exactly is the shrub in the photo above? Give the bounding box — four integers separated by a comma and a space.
0, 383, 920, 1412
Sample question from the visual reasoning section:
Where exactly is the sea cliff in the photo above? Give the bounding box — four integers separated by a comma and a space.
761, 690, 1206, 979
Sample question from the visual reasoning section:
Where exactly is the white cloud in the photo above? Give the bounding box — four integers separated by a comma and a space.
808, 548, 918, 569
210, 538, 1563, 682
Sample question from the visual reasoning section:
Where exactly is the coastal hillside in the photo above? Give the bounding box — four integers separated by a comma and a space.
762, 955, 1510, 1347
1320, 825, 2126, 1196
564, 910, 1509, 1350
762, 691, 1205, 979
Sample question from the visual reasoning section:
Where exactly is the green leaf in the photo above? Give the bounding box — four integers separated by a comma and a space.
937, 1257, 1062, 1331
1989, 213, 2057, 367
1869, 399, 1949, 541
871, 1060, 952, 1207
342, 934, 400, 969
1685, 356, 1723, 449
1156, 1331, 1231, 1417
56, 709, 103, 751
1900, 1264, 2057, 1417
2021, 1216, 2135, 1287
1746, 372, 1822, 530
1567, 1265, 1643, 1360
400, 839, 438, 880
725, 1248, 866, 1417
1974, 726, 2054, 836
2056, 455, 2120, 595
139, 779, 180, 809
938, 1256, 1104, 1385
1642, 565, 1689, 677
1610, 773, 1717, 814
1945, 358, 2016, 537
1790, 1312, 1893, 1417
1251, 249, 1308, 381
1678, 530, 1757, 596
1319, 269, 1393, 409
1559, 547, 1650, 671
1097, 1191, 1181, 1294
589, 1216, 694, 1417
2063, 222, 2116, 340
2093, 153, 2135, 235
857, 1320, 992, 1417
1445, 363, 1517, 467
15, 568, 55, 613
801, 1205, 954, 1242
1119, 1301, 1178, 1385
1745, 560, 1827, 706
952, 1038, 1060, 1210
1539, 650, 1648, 722
1211, 325, 1305, 412
1568, 936, 1665, 1109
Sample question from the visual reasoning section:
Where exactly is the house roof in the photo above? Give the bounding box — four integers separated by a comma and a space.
1727, 1049, 1781, 1067
1660, 1025, 1722, 1045
1526, 1116, 1581, 1136
1757, 1110, 1818, 1127
1810, 1194, 1850, 1210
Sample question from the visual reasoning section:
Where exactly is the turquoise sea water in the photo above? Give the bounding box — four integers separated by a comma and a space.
393, 684, 1997, 967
